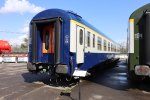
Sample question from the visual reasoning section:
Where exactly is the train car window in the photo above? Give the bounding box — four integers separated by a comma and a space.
85, 31, 87, 47
104, 40, 107, 51
114, 45, 116, 52
45, 30, 50, 50
117, 46, 119, 52
97, 37, 102, 50
118, 46, 120, 52
108, 42, 110, 51
93, 34, 95, 48
87, 32, 90, 47
116, 46, 118, 52
111, 43, 113, 52
79, 29, 83, 45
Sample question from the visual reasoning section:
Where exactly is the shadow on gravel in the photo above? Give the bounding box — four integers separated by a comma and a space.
22, 72, 50, 83
85, 60, 150, 92
22, 72, 78, 87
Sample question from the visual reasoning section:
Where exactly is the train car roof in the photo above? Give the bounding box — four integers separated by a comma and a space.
32, 9, 117, 44
130, 3, 150, 19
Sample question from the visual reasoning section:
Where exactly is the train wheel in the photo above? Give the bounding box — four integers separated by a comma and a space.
49, 74, 61, 85
65, 76, 72, 82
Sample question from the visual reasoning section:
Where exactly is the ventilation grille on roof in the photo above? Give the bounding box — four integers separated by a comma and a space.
67, 10, 82, 18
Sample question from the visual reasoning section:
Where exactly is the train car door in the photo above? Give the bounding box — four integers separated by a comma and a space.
76, 26, 85, 64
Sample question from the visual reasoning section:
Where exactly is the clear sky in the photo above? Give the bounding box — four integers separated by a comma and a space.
0, 0, 150, 45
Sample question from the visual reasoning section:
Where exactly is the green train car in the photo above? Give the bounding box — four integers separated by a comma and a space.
128, 3, 150, 80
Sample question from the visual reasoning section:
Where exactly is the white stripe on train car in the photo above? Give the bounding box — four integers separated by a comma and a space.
3, 57, 16, 63
0, 57, 3, 63
17, 57, 28, 62
70, 21, 77, 53
129, 19, 134, 53
70, 20, 120, 53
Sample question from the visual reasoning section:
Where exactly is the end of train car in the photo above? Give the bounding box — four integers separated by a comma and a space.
128, 3, 150, 80
27, 9, 120, 79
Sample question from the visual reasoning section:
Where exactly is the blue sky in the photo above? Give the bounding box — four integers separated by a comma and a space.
0, 0, 150, 45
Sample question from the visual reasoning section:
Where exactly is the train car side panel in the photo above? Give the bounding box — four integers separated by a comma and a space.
128, 3, 150, 80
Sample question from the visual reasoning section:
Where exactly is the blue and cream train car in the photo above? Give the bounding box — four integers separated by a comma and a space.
27, 9, 120, 78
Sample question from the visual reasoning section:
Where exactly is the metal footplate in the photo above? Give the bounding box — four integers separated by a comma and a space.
73, 69, 88, 77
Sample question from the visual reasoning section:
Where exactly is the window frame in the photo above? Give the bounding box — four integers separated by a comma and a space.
104, 40, 107, 51
79, 29, 83, 45
97, 37, 102, 50
87, 31, 90, 47
93, 34, 95, 48
111, 43, 113, 52
108, 42, 110, 51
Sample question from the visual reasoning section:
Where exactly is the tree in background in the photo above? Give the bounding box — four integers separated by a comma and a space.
20, 38, 28, 52
12, 38, 28, 52
12, 45, 20, 52
119, 41, 127, 53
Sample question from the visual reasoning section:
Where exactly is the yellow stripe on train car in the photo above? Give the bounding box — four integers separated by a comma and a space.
129, 19, 134, 22
70, 20, 112, 43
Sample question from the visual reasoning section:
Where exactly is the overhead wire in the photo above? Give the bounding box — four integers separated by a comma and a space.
0, 30, 28, 34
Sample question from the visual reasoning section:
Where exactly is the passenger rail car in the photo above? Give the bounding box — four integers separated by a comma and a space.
27, 9, 120, 78
128, 3, 150, 80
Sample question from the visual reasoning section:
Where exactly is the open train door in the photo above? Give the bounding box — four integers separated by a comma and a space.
31, 18, 61, 64
76, 26, 85, 64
